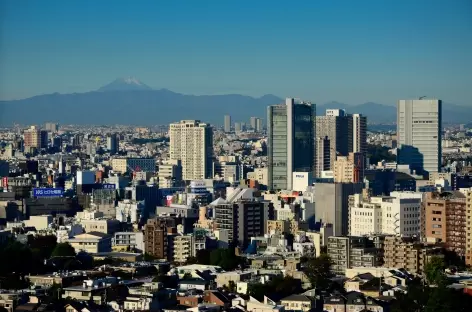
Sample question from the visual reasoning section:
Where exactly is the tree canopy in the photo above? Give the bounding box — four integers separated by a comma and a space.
51, 242, 76, 258
424, 256, 447, 286
303, 254, 334, 290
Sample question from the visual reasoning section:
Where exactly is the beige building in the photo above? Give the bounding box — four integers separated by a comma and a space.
24, 126, 41, 148
247, 168, 269, 187
215, 271, 252, 288
169, 120, 213, 181
383, 236, 440, 274
280, 294, 315, 312
67, 232, 112, 254
111, 158, 128, 173
334, 152, 364, 183
24, 215, 53, 230
172, 234, 193, 263
80, 218, 120, 235
158, 159, 183, 188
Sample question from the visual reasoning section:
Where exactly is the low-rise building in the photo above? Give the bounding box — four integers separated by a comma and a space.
67, 232, 112, 253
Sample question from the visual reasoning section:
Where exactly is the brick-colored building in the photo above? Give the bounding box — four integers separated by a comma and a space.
143, 217, 177, 259
466, 190, 472, 266
422, 192, 467, 257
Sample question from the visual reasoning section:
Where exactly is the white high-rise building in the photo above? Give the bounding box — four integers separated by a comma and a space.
349, 192, 422, 237
169, 120, 213, 181
352, 114, 367, 155
397, 99, 442, 175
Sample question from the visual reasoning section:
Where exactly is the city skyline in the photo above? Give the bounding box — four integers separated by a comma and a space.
0, 0, 471, 106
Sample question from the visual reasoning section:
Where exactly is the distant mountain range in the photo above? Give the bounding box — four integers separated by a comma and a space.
0, 78, 470, 125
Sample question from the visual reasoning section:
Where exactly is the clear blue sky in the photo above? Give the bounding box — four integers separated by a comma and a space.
0, 0, 471, 106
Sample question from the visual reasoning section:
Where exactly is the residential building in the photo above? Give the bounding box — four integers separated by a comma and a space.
144, 217, 177, 259
172, 234, 194, 263
212, 198, 272, 248
113, 231, 144, 252
115, 200, 144, 224
256, 118, 263, 132
422, 191, 467, 257
158, 159, 183, 188
45, 122, 59, 132
267, 97, 316, 190
334, 152, 364, 183
24, 126, 41, 149
397, 99, 442, 176
327, 236, 381, 275
213, 155, 240, 183
169, 120, 213, 181
67, 232, 112, 253
80, 218, 120, 235
224, 115, 231, 133
467, 190, 472, 266
349, 192, 421, 237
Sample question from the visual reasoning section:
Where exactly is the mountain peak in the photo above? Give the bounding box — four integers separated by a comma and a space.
98, 77, 153, 91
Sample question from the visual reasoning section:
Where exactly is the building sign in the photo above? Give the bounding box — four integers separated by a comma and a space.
102, 184, 116, 190
33, 188, 64, 197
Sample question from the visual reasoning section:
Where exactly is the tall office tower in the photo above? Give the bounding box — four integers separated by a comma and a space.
250, 117, 258, 130
315, 136, 331, 177
169, 120, 213, 181
267, 98, 316, 190
316, 110, 367, 171
352, 114, 367, 155
397, 99, 442, 176
107, 133, 119, 155
467, 191, 472, 266
40, 130, 48, 149
45, 122, 59, 133
256, 118, 263, 132
316, 110, 350, 171
224, 115, 231, 133
234, 122, 241, 133
24, 126, 41, 149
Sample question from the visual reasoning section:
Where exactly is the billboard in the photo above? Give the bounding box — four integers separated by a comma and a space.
33, 188, 64, 197
102, 183, 116, 190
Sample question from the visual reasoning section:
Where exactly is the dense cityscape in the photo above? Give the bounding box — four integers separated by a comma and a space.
1, 1, 472, 312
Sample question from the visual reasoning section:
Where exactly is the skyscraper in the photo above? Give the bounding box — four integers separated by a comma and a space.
397, 99, 442, 175
267, 98, 316, 190
44, 122, 59, 133
315, 136, 331, 177
169, 120, 213, 181
316, 110, 367, 171
256, 118, 263, 132
107, 133, 119, 155
250, 117, 257, 130
224, 115, 231, 133
24, 126, 41, 149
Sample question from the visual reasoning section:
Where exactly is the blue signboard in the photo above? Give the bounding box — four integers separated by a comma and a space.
33, 188, 64, 197
102, 184, 116, 190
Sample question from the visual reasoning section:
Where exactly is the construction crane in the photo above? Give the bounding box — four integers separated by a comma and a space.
127, 165, 141, 179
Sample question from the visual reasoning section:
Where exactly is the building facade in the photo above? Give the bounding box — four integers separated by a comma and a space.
267, 98, 316, 190
169, 120, 213, 181
397, 99, 442, 176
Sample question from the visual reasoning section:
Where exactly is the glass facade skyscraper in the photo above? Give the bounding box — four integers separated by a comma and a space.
267, 98, 316, 190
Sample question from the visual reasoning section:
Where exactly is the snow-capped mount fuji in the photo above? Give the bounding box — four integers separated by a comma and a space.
98, 77, 153, 91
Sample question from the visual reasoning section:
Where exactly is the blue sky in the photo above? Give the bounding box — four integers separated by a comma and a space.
0, 0, 471, 106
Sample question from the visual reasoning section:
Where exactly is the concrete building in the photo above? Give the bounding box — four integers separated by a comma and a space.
172, 234, 194, 263
212, 198, 272, 248
224, 115, 231, 133
113, 231, 144, 253
314, 182, 363, 236
213, 156, 240, 183
107, 133, 119, 155
115, 200, 145, 224
349, 192, 421, 237
327, 236, 381, 275
334, 152, 364, 183
158, 159, 183, 188
45, 122, 59, 133
397, 99, 442, 176
111, 157, 156, 174
23, 215, 53, 230
144, 217, 177, 259
315, 136, 330, 178
316, 109, 349, 171
24, 126, 42, 149
267, 98, 316, 190
383, 236, 440, 274
256, 118, 263, 132
352, 114, 367, 155
67, 232, 112, 254
422, 191, 467, 257
467, 190, 472, 266
247, 168, 269, 189
80, 218, 120, 235
169, 120, 213, 181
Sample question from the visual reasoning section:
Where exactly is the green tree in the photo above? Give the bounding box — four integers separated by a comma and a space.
303, 254, 334, 290
182, 272, 193, 280
51, 242, 76, 258
424, 256, 446, 286
227, 280, 237, 292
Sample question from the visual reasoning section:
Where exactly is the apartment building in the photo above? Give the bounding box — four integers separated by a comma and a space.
348, 192, 421, 237
383, 236, 441, 274
334, 152, 365, 183
422, 191, 467, 257
327, 236, 381, 275
80, 218, 120, 235
67, 232, 112, 254
143, 217, 177, 259
169, 120, 213, 181
467, 190, 472, 266
113, 231, 144, 253
158, 159, 183, 188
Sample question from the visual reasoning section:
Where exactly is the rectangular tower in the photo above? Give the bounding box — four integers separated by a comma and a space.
267, 98, 316, 190
397, 99, 442, 175
169, 120, 213, 181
